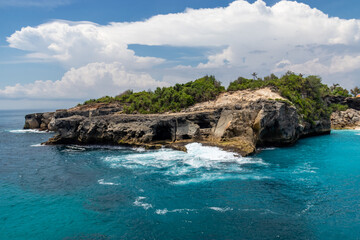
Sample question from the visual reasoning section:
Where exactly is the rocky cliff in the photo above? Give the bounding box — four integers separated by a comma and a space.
325, 95, 360, 111
24, 88, 331, 156
326, 95, 360, 129
331, 109, 360, 129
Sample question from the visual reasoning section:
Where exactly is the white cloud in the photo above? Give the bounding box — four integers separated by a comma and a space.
8, 21, 164, 68
274, 55, 360, 75
107, 0, 360, 47
0, 62, 167, 99
3, 0, 360, 101
197, 47, 233, 69
8, 1, 360, 70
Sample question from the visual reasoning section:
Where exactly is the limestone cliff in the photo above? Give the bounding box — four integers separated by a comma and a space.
24, 88, 331, 156
326, 95, 360, 129
331, 109, 360, 129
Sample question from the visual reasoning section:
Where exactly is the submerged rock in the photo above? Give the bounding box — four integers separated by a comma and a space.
24, 88, 331, 156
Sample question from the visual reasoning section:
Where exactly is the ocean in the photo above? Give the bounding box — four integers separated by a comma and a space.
1, 110, 360, 240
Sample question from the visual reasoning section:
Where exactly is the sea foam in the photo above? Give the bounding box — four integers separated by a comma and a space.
9, 129, 51, 134
155, 208, 196, 215
209, 207, 233, 212
30, 143, 44, 147
101, 142, 269, 185
133, 197, 153, 210
97, 179, 120, 186
172, 173, 270, 185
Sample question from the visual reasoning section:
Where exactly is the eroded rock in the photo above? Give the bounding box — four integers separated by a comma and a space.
331, 109, 360, 129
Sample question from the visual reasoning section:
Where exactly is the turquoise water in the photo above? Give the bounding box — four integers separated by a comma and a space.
1, 110, 360, 240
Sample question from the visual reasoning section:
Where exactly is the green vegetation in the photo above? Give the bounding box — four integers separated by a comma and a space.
83, 75, 225, 114
227, 71, 348, 123
350, 86, 360, 97
328, 103, 348, 112
82, 72, 352, 124
329, 84, 351, 97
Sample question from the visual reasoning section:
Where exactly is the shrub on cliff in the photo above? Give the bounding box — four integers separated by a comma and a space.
83, 75, 225, 114
329, 84, 351, 97
227, 72, 339, 124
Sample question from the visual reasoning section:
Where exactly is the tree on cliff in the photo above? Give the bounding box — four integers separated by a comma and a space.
83, 75, 225, 114
251, 72, 258, 80
350, 86, 360, 97
330, 84, 351, 97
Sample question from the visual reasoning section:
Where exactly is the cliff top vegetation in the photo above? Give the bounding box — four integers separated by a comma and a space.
227, 71, 350, 123
83, 75, 225, 114
81, 72, 354, 123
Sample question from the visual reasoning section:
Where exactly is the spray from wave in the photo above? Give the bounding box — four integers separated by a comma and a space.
101, 143, 269, 185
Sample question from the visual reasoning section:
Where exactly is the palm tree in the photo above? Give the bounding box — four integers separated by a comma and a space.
252, 72, 258, 80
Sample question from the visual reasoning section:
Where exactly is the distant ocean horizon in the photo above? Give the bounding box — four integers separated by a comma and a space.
1, 109, 360, 240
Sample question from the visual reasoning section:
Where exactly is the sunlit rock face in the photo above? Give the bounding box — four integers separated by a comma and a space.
331, 109, 360, 130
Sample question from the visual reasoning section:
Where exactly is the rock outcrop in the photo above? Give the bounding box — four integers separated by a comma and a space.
331, 109, 360, 129
24, 88, 331, 156
24, 112, 55, 131
325, 95, 360, 129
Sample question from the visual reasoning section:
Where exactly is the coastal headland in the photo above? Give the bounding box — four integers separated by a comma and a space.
23, 73, 360, 156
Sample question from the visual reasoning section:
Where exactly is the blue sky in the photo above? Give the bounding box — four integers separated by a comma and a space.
1, 0, 360, 109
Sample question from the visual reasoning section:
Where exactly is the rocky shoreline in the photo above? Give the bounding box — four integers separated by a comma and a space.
331, 109, 360, 130
24, 88, 360, 156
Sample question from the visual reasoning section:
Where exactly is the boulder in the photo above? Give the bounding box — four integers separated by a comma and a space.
24, 112, 55, 131
331, 109, 360, 129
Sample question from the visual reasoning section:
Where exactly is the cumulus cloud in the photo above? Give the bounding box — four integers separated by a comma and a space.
273, 55, 360, 75
8, 1, 360, 65
3, 0, 360, 100
8, 20, 164, 68
0, 62, 167, 99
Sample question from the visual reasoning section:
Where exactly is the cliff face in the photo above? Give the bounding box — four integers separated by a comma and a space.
24, 88, 331, 156
326, 96, 360, 129
325, 95, 360, 111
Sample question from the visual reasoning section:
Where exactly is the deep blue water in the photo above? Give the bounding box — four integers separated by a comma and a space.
1, 110, 360, 240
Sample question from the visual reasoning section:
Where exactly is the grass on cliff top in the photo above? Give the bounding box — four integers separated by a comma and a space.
82, 72, 349, 123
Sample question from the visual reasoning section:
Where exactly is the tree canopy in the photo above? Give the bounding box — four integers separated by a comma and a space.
83, 75, 225, 114
82, 72, 351, 123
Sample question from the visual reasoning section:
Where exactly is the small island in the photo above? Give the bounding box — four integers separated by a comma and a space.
24, 72, 360, 156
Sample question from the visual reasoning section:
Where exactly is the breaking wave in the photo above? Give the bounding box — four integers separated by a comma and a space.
9, 129, 51, 134
133, 197, 153, 210
30, 143, 44, 147
101, 143, 269, 185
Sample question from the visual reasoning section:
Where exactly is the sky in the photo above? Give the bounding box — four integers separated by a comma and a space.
1, 0, 360, 110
